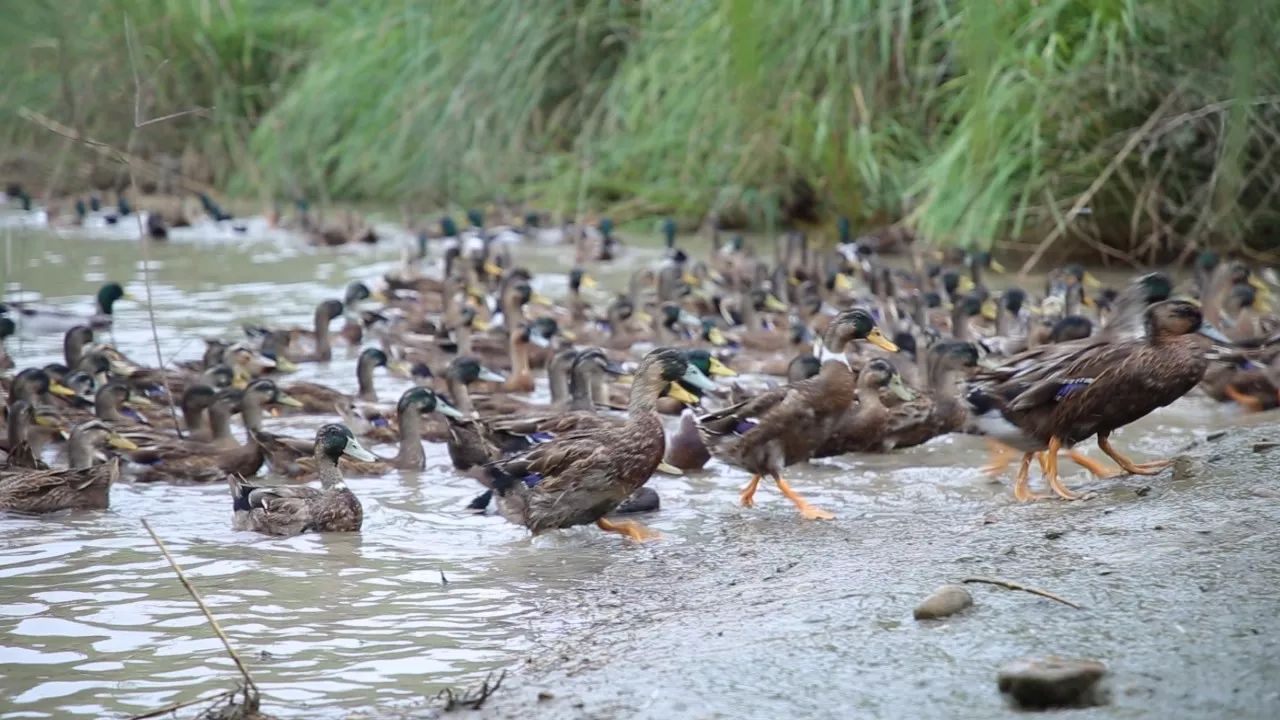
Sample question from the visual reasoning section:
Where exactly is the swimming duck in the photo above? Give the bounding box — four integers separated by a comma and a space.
696, 308, 898, 519
1, 400, 56, 469
294, 388, 463, 477
966, 300, 1229, 501
0, 420, 136, 513
282, 348, 409, 413
245, 299, 345, 363
484, 347, 710, 541
0, 282, 130, 336
228, 424, 374, 535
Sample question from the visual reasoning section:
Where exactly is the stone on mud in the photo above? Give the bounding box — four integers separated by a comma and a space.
997, 657, 1108, 709
913, 584, 973, 620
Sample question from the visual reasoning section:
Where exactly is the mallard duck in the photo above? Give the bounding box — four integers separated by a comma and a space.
282, 348, 409, 413
228, 424, 374, 535
484, 347, 711, 541
2, 400, 58, 469
245, 299, 345, 363
0, 420, 136, 513
664, 408, 710, 471
655, 349, 736, 414
0, 317, 15, 370
966, 300, 1229, 501
441, 356, 507, 415
2, 367, 78, 406
812, 358, 916, 456
0, 282, 130, 336
878, 341, 981, 451
135, 381, 303, 482
294, 388, 463, 477
696, 308, 899, 520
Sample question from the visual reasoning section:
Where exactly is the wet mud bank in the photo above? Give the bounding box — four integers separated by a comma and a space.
473, 426, 1280, 719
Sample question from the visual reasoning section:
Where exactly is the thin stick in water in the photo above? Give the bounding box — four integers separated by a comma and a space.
141, 519, 258, 702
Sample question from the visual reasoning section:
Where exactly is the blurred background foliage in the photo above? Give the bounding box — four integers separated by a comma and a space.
2, 0, 1279, 255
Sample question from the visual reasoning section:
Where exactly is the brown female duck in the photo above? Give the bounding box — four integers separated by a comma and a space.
812, 358, 916, 457
966, 300, 1229, 501
283, 348, 408, 413
0, 420, 135, 513
228, 424, 374, 535
484, 347, 707, 541
696, 308, 898, 520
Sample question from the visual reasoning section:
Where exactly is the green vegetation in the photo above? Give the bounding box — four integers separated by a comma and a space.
3, 1, 1278, 254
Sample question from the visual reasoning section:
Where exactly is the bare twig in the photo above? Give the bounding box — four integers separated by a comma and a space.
962, 576, 1083, 610
126, 688, 237, 720
435, 671, 507, 712
141, 519, 259, 706
1018, 90, 1184, 279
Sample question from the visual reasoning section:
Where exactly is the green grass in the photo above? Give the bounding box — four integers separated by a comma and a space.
2, 1, 1278, 255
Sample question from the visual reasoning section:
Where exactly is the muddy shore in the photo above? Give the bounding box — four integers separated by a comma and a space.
456, 425, 1280, 720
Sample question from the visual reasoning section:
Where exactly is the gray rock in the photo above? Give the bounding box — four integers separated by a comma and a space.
913, 584, 973, 620
998, 657, 1108, 709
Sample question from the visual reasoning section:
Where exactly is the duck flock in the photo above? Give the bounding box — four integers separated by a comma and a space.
1, 210, 1275, 543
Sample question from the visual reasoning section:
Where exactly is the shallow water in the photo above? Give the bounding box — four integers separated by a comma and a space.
0, 216, 1259, 718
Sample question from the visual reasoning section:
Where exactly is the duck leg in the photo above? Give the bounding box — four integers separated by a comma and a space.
1097, 432, 1170, 475
595, 517, 662, 542
739, 474, 761, 508
771, 473, 835, 520
1042, 436, 1081, 500
982, 439, 1018, 477
1011, 452, 1048, 502
1224, 384, 1264, 413
1067, 450, 1121, 479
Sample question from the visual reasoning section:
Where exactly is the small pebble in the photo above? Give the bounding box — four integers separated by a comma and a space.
913, 584, 973, 620
1252, 441, 1278, 453
1134, 485, 1152, 497
537, 691, 555, 702
998, 657, 1109, 709
1044, 530, 1063, 540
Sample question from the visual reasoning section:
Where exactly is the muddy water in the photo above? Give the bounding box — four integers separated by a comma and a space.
0, 219, 1268, 718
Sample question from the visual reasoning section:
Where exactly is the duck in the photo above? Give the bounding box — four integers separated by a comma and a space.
695, 308, 899, 520
1, 400, 56, 469
246, 298, 345, 363
228, 424, 375, 535
965, 299, 1229, 501
0, 282, 130, 336
0, 420, 136, 513
282, 347, 409, 413
878, 341, 981, 451
664, 408, 710, 471
0, 317, 14, 369
134, 381, 303, 482
812, 358, 917, 456
655, 349, 736, 414
293, 388, 463, 477
484, 347, 710, 541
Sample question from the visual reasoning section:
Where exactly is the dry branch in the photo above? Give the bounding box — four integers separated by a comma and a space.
962, 576, 1083, 610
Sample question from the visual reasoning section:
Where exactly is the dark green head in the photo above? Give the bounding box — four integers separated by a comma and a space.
441, 216, 458, 237
397, 386, 437, 414
447, 356, 504, 384
1002, 288, 1027, 315
344, 281, 371, 305
467, 209, 484, 228
0, 317, 14, 339
837, 217, 851, 244
1136, 272, 1173, 304
955, 293, 983, 318
661, 217, 676, 247
940, 270, 962, 297
930, 340, 980, 368
316, 423, 358, 462
1195, 250, 1221, 272
599, 218, 614, 236
97, 282, 127, 315
358, 348, 390, 369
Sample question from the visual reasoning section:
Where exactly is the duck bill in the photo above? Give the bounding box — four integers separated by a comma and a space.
866, 327, 899, 353
603, 360, 628, 376
1082, 271, 1102, 289
656, 461, 684, 475
980, 299, 998, 321
763, 294, 788, 312
434, 398, 466, 420
49, 381, 77, 397
478, 367, 506, 383
958, 277, 976, 293
343, 437, 377, 462
680, 364, 718, 392
666, 382, 700, 405
127, 394, 155, 408
529, 291, 554, 306
1198, 323, 1233, 345
889, 375, 916, 402
580, 275, 599, 289
681, 272, 701, 287
528, 332, 551, 349
707, 326, 728, 346
108, 433, 139, 451
482, 261, 504, 277
834, 273, 854, 292
274, 356, 299, 373
471, 317, 492, 332
369, 290, 389, 303
274, 392, 305, 408
560, 329, 577, 341
989, 258, 1007, 273
388, 361, 413, 378
707, 357, 737, 377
